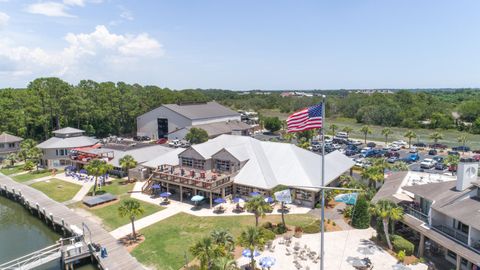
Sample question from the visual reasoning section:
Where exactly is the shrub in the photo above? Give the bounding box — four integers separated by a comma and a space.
302, 220, 320, 234
392, 235, 414, 255
351, 195, 371, 229
262, 222, 273, 230
343, 205, 353, 218
260, 228, 276, 241
332, 221, 336, 226
23, 160, 35, 171
327, 219, 331, 224
273, 223, 288, 234
397, 250, 406, 262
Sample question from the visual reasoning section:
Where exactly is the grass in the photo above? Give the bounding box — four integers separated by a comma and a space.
12, 169, 63, 183
78, 196, 164, 231
132, 212, 318, 270
0, 165, 24, 175
88, 178, 135, 196
259, 109, 480, 148
30, 178, 82, 202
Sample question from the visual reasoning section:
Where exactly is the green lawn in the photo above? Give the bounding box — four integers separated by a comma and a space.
82, 196, 164, 231
12, 169, 63, 183
30, 178, 82, 202
89, 178, 135, 196
0, 165, 24, 175
132, 212, 317, 270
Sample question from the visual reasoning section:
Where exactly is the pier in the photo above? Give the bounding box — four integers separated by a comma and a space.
0, 173, 144, 270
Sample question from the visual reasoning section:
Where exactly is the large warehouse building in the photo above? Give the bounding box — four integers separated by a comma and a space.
136, 101, 250, 140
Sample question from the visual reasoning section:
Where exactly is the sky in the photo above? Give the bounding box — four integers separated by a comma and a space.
1, 0, 480, 90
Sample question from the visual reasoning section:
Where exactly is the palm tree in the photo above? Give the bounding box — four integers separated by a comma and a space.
403, 130, 417, 148
245, 195, 272, 226
361, 166, 384, 188
457, 135, 468, 154
329, 124, 338, 136
117, 199, 145, 240
5, 153, 17, 167
282, 132, 295, 143
212, 257, 238, 270
430, 132, 443, 144
359, 125, 372, 144
190, 237, 225, 270
28, 147, 43, 171
85, 159, 113, 196
238, 226, 266, 270
211, 229, 235, 252
18, 139, 36, 162
372, 200, 403, 250
271, 185, 289, 227
381, 128, 393, 145
342, 126, 353, 137
445, 154, 460, 175
119, 155, 137, 181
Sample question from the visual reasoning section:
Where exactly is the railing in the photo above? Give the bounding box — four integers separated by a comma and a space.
152, 171, 232, 191
433, 225, 469, 245
404, 206, 429, 224
0, 243, 61, 269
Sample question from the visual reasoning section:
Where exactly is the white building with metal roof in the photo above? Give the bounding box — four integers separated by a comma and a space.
136, 101, 244, 140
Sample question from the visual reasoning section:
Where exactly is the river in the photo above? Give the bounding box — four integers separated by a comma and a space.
0, 196, 97, 269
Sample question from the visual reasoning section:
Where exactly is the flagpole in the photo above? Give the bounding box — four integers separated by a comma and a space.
320, 95, 326, 270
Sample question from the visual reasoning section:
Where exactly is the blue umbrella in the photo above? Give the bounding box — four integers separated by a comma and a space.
152, 184, 161, 189
242, 249, 260, 258
191, 195, 204, 202
264, 197, 274, 203
233, 197, 245, 203
249, 191, 261, 197
259, 257, 276, 268
214, 198, 226, 204
160, 192, 172, 198
79, 169, 87, 174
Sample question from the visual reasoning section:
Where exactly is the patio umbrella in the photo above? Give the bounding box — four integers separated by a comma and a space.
79, 169, 87, 174
191, 195, 204, 202
152, 184, 161, 189
160, 192, 172, 198
214, 198, 226, 204
357, 246, 374, 255
249, 191, 261, 197
259, 257, 276, 268
264, 197, 274, 203
233, 197, 245, 203
242, 249, 260, 258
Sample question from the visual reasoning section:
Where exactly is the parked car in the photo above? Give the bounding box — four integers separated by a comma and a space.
168, 139, 181, 148
428, 149, 438, 155
180, 140, 191, 148
403, 153, 420, 163
409, 146, 418, 153
435, 162, 447, 170
385, 151, 400, 158
392, 140, 407, 147
432, 156, 444, 163
387, 156, 399, 163
452, 146, 470, 152
420, 158, 436, 169
348, 140, 363, 146
448, 164, 457, 172
447, 151, 460, 156
155, 138, 168, 144
473, 154, 480, 161
360, 147, 372, 154
366, 142, 376, 148
429, 143, 447, 149
133, 135, 151, 141
390, 144, 401, 151
362, 149, 384, 158
413, 142, 427, 148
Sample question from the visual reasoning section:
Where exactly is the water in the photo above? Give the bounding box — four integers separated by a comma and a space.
0, 196, 97, 269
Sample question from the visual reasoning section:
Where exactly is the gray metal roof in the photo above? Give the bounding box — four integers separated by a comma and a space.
37, 136, 98, 149
0, 132, 23, 143
105, 144, 174, 168
402, 181, 467, 203
53, 127, 85, 135
185, 120, 251, 137
163, 101, 239, 120
371, 171, 408, 203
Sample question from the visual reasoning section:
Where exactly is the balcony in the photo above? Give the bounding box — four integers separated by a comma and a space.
433, 225, 469, 245
151, 165, 233, 191
404, 206, 429, 224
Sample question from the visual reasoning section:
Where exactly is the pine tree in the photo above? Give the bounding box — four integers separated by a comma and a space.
351, 195, 370, 229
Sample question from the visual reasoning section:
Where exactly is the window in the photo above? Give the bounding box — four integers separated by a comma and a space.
447, 250, 456, 260
454, 219, 469, 234
8, 143, 15, 148
181, 158, 205, 170
215, 159, 231, 172
0, 143, 4, 148
295, 189, 313, 201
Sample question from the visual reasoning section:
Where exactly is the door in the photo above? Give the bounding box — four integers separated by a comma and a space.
157, 118, 168, 138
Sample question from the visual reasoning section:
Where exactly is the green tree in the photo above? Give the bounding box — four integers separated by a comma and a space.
85, 159, 113, 196
5, 153, 17, 167
359, 125, 372, 144
381, 128, 393, 145
457, 135, 468, 153
118, 199, 145, 240
351, 195, 371, 229
18, 139, 37, 162
185, 127, 209, 144
119, 155, 137, 180
245, 195, 272, 227
342, 126, 353, 137
429, 132, 443, 144
238, 226, 266, 270
282, 132, 295, 142
445, 154, 460, 175
28, 147, 43, 171
329, 124, 338, 136
263, 117, 282, 133
361, 166, 384, 188
212, 257, 238, 270
210, 229, 235, 252
403, 130, 417, 148
372, 200, 403, 250
190, 237, 225, 270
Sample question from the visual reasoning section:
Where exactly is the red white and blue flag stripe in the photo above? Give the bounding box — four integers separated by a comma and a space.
287, 103, 323, 133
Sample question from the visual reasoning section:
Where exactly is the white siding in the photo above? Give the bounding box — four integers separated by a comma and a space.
136, 107, 192, 139
192, 115, 241, 125
168, 128, 188, 140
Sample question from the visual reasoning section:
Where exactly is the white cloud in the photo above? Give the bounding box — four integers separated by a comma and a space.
0, 12, 9, 28
26, 2, 75, 17
119, 7, 133, 21
63, 0, 84, 6
0, 25, 164, 78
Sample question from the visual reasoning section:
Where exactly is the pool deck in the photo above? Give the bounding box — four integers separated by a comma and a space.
0, 173, 144, 270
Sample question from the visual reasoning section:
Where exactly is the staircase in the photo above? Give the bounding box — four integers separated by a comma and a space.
0, 243, 62, 270
141, 173, 155, 194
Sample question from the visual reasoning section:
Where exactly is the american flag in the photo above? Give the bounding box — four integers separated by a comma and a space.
287, 103, 323, 133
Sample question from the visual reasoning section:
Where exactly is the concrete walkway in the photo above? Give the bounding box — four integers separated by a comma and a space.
62, 182, 94, 205
310, 202, 353, 231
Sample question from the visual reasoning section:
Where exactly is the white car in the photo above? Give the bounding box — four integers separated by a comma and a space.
420, 158, 436, 169
392, 140, 407, 147
349, 140, 363, 146
168, 139, 181, 148
389, 144, 401, 151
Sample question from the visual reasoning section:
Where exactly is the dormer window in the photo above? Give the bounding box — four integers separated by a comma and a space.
215, 159, 231, 172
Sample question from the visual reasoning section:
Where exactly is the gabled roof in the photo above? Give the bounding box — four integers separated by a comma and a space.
107, 145, 174, 168
37, 136, 99, 149
53, 127, 85, 135
162, 101, 239, 120
186, 120, 251, 137
142, 148, 185, 167
0, 132, 23, 143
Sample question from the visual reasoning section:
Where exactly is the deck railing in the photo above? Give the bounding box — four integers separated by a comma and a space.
433, 225, 469, 245
151, 169, 232, 190
404, 206, 429, 224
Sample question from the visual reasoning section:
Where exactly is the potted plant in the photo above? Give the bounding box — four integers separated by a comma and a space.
294, 226, 303, 238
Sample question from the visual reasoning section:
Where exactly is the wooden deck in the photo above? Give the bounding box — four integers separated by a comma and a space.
0, 173, 145, 270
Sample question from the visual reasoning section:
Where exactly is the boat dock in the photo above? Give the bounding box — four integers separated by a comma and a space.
0, 173, 144, 270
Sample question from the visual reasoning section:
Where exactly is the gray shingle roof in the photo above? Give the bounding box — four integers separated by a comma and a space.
163, 101, 239, 120
0, 132, 23, 143
53, 127, 85, 135
371, 171, 408, 203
